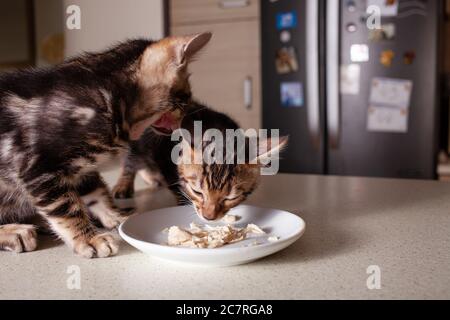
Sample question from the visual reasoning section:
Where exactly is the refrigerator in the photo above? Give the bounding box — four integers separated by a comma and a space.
261, 0, 444, 179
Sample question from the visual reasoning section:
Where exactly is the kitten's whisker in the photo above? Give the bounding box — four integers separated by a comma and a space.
174, 187, 192, 206
185, 106, 208, 117
166, 180, 181, 188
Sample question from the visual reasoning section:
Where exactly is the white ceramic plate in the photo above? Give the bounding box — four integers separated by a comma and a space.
119, 205, 306, 267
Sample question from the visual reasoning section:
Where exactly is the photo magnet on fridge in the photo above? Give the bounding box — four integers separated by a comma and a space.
370, 77, 413, 109
367, 106, 408, 133
380, 49, 395, 67
367, 77, 413, 133
340, 64, 361, 95
351, 44, 370, 62
280, 82, 304, 108
369, 23, 396, 42
367, 0, 399, 17
275, 46, 299, 74
403, 51, 416, 65
276, 11, 298, 30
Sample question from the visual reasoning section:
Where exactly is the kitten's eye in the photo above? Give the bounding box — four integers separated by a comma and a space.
190, 186, 203, 198
225, 195, 241, 202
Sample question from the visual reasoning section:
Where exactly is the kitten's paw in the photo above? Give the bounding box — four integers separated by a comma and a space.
145, 179, 163, 191
138, 170, 165, 191
112, 183, 134, 199
100, 212, 128, 230
0, 224, 37, 253
74, 233, 119, 258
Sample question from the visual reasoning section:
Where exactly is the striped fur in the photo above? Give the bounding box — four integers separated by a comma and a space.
0, 33, 211, 257
114, 103, 262, 221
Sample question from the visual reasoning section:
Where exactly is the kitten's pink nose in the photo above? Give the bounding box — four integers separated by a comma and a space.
202, 205, 218, 221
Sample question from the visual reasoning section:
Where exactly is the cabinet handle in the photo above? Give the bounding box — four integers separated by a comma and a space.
219, 0, 250, 9
244, 76, 252, 110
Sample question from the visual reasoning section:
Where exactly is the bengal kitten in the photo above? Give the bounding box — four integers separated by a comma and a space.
113, 102, 288, 221
0, 32, 212, 258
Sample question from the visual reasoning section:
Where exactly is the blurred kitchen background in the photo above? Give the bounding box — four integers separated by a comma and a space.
1, 0, 450, 181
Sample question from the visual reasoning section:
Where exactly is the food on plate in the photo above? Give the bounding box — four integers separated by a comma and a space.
245, 224, 265, 234
268, 236, 280, 242
221, 214, 240, 224
166, 222, 268, 249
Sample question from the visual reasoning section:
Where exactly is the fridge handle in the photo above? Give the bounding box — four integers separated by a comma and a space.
326, 0, 341, 149
306, 0, 321, 150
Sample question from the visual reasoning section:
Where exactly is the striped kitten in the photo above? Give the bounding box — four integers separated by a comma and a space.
114, 102, 288, 221
0, 33, 212, 258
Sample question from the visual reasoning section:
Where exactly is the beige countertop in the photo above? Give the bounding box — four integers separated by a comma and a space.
1, 174, 450, 299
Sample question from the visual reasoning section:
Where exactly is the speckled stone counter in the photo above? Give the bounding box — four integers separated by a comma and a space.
1, 174, 449, 299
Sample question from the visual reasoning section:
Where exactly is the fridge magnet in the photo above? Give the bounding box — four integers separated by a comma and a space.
368, 23, 396, 42
346, 0, 357, 12
403, 51, 416, 65
280, 82, 304, 107
370, 78, 413, 109
346, 22, 357, 33
276, 11, 298, 30
351, 44, 369, 62
367, 77, 413, 133
275, 47, 299, 74
380, 50, 395, 67
280, 30, 291, 43
340, 64, 361, 95
367, 106, 408, 133
366, 0, 399, 17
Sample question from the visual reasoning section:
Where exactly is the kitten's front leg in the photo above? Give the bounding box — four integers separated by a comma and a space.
112, 146, 142, 199
26, 176, 118, 258
112, 168, 136, 199
77, 172, 128, 229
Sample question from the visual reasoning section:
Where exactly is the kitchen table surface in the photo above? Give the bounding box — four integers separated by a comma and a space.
1, 174, 450, 299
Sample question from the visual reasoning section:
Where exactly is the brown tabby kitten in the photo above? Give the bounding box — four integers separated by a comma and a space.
0, 32, 212, 258
113, 102, 288, 221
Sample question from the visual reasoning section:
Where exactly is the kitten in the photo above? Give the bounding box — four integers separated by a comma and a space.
0, 32, 212, 258
113, 102, 288, 221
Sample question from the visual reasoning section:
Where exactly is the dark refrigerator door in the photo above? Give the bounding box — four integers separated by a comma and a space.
261, 0, 325, 174
327, 0, 441, 179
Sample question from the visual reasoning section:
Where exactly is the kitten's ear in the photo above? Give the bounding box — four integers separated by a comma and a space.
175, 32, 212, 65
252, 136, 289, 165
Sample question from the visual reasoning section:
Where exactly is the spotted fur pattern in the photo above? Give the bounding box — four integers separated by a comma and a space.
0, 33, 212, 257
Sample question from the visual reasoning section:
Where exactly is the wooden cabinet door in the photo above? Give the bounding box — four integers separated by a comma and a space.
171, 20, 261, 130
